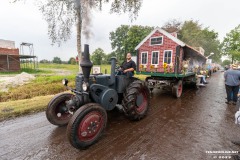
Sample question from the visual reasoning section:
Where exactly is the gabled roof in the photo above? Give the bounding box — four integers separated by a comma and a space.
135, 27, 186, 50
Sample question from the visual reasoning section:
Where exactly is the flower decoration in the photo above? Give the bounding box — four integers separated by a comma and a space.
181, 59, 190, 75
193, 65, 199, 73
163, 63, 168, 74
150, 65, 155, 72
143, 65, 147, 71
139, 64, 143, 72
140, 64, 147, 72
169, 63, 173, 73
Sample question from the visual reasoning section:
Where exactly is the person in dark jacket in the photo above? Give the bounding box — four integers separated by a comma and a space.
224, 64, 240, 105
120, 53, 136, 77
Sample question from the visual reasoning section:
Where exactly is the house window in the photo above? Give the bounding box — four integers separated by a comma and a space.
150, 36, 163, 45
151, 51, 159, 65
141, 52, 148, 64
164, 50, 172, 64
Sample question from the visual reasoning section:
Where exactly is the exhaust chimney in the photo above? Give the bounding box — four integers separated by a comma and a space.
109, 57, 117, 85
80, 44, 93, 83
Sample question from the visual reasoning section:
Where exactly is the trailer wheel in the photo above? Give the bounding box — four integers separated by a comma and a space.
145, 77, 154, 93
46, 93, 74, 126
172, 80, 183, 98
67, 103, 107, 149
123, 80, 150, 120
149, 88, 154, 93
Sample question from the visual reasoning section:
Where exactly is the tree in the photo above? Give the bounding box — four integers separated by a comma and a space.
178, 20, 202, 46
110, 25, 153, 61
222, 59, 231, 66
68, 57, 77, 65
14, 0, 143, 71
177, 20, 221, 62
52, 57, 62, 64
221, 24, 240, 63
200, 28, 221, 62
91, 48, 106, 65
106, 51, 117, 64
39, 59, 50, 63
162, 19, 182, 33
110, 25, 129, 61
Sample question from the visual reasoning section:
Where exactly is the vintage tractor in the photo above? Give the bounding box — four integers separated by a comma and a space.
46, 44, 150, 149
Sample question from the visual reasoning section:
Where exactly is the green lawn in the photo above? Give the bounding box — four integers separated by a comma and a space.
0, 95, 54, 121
39, 63, 112, 74
39, 63, 79, 72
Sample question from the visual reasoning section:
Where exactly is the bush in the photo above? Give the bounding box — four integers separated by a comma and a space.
52, 57, 62, 64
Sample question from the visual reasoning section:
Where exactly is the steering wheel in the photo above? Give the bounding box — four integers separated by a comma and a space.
115, 65, 123, 75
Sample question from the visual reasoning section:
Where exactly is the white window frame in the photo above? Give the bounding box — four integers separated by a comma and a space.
150, 36, 163, 46
163, 50, 173, 64
151, 51, 159, 65
141, 52, 148, 65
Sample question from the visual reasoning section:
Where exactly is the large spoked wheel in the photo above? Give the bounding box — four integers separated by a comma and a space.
123, 80, 150, 120
67, 103, 107, 149
46, 93, 74, 126
172, 80, 183, 98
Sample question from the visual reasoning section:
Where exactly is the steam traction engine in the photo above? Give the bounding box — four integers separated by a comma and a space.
46, 44, 150, 149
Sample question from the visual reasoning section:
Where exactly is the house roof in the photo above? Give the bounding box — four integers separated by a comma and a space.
185, 45, 207, 59
135, 27, 186, 50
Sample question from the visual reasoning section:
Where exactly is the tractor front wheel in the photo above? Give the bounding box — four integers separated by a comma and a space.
46, 93, 74, 126
67, 103, 107, 149
123, 80, 150, 120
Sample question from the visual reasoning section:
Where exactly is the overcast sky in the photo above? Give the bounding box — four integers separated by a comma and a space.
0, 0, 239, 61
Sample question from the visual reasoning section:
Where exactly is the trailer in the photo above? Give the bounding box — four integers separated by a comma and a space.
135, 27, 207, 97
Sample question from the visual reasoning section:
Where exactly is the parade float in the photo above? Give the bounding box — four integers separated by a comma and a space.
135, 27, 207, 97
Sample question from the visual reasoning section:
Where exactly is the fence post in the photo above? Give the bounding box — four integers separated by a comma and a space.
7, 55, 9, 71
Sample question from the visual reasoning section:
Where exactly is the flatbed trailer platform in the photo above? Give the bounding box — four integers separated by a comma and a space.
137, 71, 197, 98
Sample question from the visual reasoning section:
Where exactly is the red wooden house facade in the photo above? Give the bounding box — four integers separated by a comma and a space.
135, 27, 206, 74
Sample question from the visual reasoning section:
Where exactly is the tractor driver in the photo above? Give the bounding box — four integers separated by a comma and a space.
120, 53, 136, 77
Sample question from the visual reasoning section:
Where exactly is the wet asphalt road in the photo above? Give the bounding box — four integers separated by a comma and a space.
1, 71, 240, 160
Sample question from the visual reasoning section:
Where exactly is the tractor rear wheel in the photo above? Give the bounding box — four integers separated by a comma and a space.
46, 93, 74, 126
67, 103, 107, 149
122, 80, 150, 120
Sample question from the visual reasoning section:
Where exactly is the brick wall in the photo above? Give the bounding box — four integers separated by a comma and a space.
0, 48, 20, 71
0, 48, 19, 55
138, 30, 182, 73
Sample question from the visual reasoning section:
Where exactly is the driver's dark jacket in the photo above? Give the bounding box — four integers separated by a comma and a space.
121, 59, 136, 75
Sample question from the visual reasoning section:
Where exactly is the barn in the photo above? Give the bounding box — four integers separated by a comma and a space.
135, 27, 206, 74
0, 39, 20, 72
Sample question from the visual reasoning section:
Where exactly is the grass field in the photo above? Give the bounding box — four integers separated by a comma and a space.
39, 63, 79, 72
38, 63, 113, 74
0, 95, 54, 121
0, 63, 147, 121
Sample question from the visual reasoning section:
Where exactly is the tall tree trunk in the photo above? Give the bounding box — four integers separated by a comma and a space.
76, 0, 82, 73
